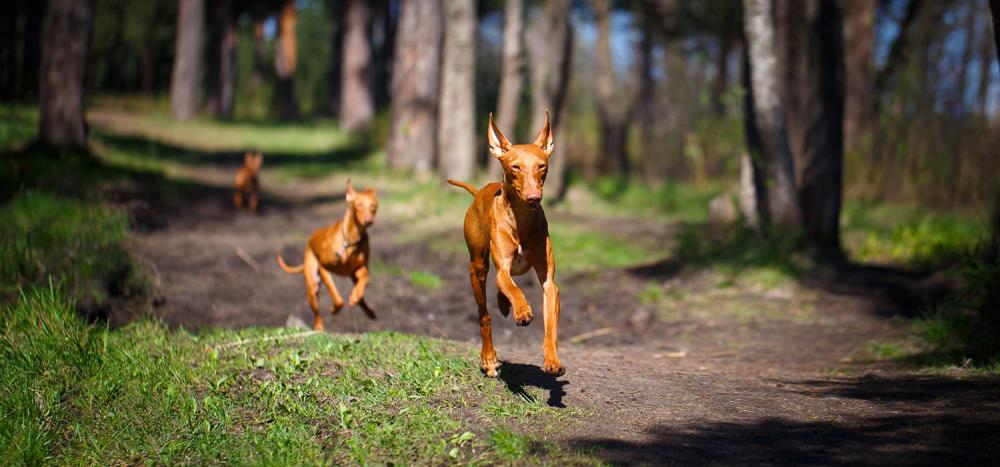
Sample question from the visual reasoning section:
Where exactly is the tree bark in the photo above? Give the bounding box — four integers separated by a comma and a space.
841, 0, 874, 150
791, 0, 845, 255
339, 0, 374, 130
489, 0, 525, 179
387, 0, 442, 174
742, 0, 801, 230
328, 0, 345, 115
206, 0, 236, 118
39, 0, 93, 148
991, 0, 1000, 74
371, 0, 396, 110
527, 0, 572, 198
275, 0, 299, 120
437, 0, 477, 181
593, 0, 631, 177
170, 0, 205, 121
252, 16, 267, 89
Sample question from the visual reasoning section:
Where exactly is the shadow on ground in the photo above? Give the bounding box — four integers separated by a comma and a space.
498, 361, 569, 408
568, 375, 1000, 464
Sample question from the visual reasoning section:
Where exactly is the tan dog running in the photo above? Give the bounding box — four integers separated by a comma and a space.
233, 151, 263, 212
447, 111, 564, 378
276, 179, 378, 330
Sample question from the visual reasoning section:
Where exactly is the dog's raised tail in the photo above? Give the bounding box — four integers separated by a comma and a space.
275, 254, 304, 273
447, 179, 478, 196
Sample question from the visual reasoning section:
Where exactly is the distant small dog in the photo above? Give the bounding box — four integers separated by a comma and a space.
276, 179, 378, 331
234, 151, 263, 212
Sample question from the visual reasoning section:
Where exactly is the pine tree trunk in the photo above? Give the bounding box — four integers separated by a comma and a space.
792, 0, 845, 256
842, 0, 874, 150
742, 0, 801, 230
328, 0, 345, 115
371, 0, 396, 110
990, 0, 1000, 74
275, 0, 299, 120
489, 0, 525, 179
170, 0, 205, 121
527, 0, 573, 199
593, 0, 631, 177
339, 0, 374, 130
39, 0, 93, 148
218, 6, 237, 119
437, 0, 477, 181
387, 0, 442, 174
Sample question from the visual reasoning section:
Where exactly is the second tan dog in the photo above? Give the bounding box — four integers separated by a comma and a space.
448, 111, 564, 378
234, 151, 263, 212
276, 179, 378, 330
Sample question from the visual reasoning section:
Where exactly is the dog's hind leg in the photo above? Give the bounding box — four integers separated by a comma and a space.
470, 257, 498, 377
303, 250, 324, 331
318, 266, 344, 315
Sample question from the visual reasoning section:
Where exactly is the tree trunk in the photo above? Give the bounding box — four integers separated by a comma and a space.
328, 0, 345, 115
991, 0, 1000, 74
39, 0, 92, 148
841, 0, 874, 150
593, 0, 631, 177
874, 0, 924, 98
387, 0, 442, 174
275, 0, 298, 120
527, 0, 572, 198
170, 0, 205, 121
791, 0, 845, 256
339, 0, 374, 130
437, 0, 477, 181
488, 0, 525, 179
252, 16, 267, 89
371, 0, 396, 110
218, 5, 237, 119
206, 0, 236, 118
637, 23, 657, 183
742, 0, 801, 230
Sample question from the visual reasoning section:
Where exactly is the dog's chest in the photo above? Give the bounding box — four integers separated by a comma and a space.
510, 250, 532, 275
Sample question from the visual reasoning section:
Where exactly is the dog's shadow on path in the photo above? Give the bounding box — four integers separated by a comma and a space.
498, 361, 569, 408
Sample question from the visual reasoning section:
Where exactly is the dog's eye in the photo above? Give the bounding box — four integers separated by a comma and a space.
538, 164, 546, 171
511, 164, 521, 171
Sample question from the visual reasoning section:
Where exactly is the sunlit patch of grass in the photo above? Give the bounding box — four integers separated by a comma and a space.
0, 285, 582, 464
573, 177, 725, 222
866, 340, 909, 360
408, 270, 444, 290
550, 222, 657, 274
842, 201, 983, 268
637, 282, 666, 306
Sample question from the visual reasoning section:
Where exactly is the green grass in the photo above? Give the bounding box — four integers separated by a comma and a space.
408, 270, 444, 290
842, 201, 984, 268
0, 285, 582, 464
0, 192, 144, 306
584, 177, 724, 222
0, 104, 38, 149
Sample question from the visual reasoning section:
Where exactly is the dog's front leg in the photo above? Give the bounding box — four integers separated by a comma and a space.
348, 265, 369, 306
534, 237, 564, 376
493, 245, 532, 326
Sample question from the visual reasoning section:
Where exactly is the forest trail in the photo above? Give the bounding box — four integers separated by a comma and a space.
123, 161, 1000, 464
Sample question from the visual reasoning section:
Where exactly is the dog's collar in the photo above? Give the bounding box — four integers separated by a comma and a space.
336, 221, 364, 258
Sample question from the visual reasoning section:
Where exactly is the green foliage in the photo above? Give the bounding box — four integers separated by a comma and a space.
589, 177, 723, 221
549, 224, 655, 274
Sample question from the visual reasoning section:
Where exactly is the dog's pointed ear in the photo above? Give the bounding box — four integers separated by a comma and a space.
345, 177, 356, 202
532, 110, 554, 157
487, 113, 512, 159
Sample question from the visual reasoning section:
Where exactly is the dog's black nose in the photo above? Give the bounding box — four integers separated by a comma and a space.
526, 195, 542, 205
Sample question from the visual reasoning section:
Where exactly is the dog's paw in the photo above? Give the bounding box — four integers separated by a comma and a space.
543, 361, 566, 377
348, 293, 362, 306
514, 304, 534, 326
329, 301, 344, 314
481, 360, 500, 378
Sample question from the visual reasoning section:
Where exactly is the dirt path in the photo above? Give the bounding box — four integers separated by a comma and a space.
127, 173, 1000, 464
